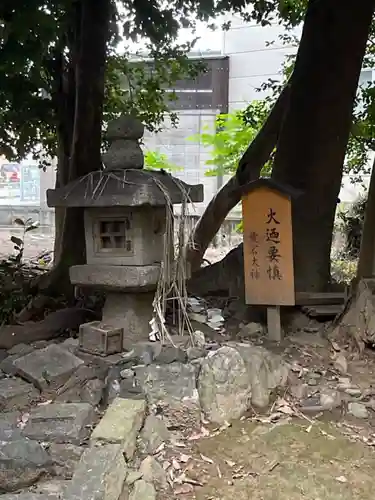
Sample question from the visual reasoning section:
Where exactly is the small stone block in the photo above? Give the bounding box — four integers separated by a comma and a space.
12, 344, 84, 391
79, 321, 123, 356
22, 402, 95, 444
64, 444, 128, 500
91, 397, 146, 460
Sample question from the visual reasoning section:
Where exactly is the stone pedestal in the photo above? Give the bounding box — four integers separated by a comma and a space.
102, 292, 154, 348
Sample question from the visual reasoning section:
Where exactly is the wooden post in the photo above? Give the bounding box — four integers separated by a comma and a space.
241, 178, 301, 341
267, 306, 282, 342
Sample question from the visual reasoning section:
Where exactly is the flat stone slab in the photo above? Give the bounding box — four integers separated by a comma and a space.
12, 344, 84, 390
0, 377, 38, 411
91, 397, 146, 460
0, 439, 52, 492
64, 444, 128, 500
0, 412, 22, 441
22, 402, 95, 444
70, 264, 160, 290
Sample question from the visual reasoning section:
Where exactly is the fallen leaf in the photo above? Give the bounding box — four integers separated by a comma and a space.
216, 465, 222, 478
200, 454, 214, 464
335, 475, 348, 483
172, 458, 181, 470
179, 453, 191, 463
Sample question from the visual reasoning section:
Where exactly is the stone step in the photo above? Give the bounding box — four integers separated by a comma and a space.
301, 304, 344, 318
295, 292, 346, 306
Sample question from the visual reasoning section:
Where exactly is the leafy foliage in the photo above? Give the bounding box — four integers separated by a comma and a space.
144, 150, 182, 172
10, 217, 40, 263
338, 196, 367, 259
193, 100, 271, 177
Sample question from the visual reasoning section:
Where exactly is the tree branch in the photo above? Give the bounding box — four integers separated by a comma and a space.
186, 82, 291, 272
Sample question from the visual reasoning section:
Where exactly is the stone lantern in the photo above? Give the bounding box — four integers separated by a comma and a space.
47, 116, 203, 354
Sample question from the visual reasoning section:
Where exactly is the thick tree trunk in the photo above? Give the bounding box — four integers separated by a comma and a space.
40, 0, 111, 297
271, 0, 374, 292
357, 156, 375, 279
186, 83, 290, 272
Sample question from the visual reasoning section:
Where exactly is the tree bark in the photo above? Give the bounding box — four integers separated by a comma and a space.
39, 0, 111, 297
271, 0, 375, 292
186, 83, 291, 272
357, 156, 375, 279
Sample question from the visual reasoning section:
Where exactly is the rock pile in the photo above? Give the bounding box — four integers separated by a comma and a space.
0, 330, 288, 498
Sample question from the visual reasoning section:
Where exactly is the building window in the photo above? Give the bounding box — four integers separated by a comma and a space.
94, 216, 133, 254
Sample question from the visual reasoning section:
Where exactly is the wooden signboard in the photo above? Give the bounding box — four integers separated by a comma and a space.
241, 178, 300, 341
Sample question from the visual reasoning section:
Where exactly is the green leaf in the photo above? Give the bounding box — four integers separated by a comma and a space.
10, 236, 23, 247
14, 219, 25, 227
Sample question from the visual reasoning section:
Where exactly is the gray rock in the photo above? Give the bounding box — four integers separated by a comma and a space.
91, 397, 146, 461
348, 402, 369, 419
187, 346, 206, 361
139, 455, 168, 489
333, 354, 348, 375
140, 414, 171, 454
130, 480, 156, 500
11, 344, 84, 390
22, 402, 95, 444
198, 343, 288, 423
0, 377, 39, 411
64, 444, 128, 500
48, 443, 84, 479
191, 329, 206, 347
154, 345, 187, 364
238, 322, 264, 338
0, 439, 52, 492
135, 362, 197, 404
344, 387, 362, 397
299, 396, 324, 412
80, 378, 105, 406
126, 469, 143, 486
120, 368, 135, 379
135, 362, 200, 428
319, 388, 342, 410
289, 382, 309, 400
0, 412, 22, 441
231, 343, 288, 407
8, 343, 34, 356
119, 378, 144, 399
198, 346, 251, 424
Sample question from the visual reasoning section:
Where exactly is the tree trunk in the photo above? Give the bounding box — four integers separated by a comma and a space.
186, 83, 290, 272
357, 156, 375, 279
39, 0, 111, 297
271, 0, 375, 292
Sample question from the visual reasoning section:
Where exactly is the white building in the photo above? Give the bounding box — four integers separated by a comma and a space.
144, 17, 374, 213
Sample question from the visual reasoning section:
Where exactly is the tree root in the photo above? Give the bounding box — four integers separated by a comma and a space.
0, 307, 99, 350
188, 244, 244, 297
